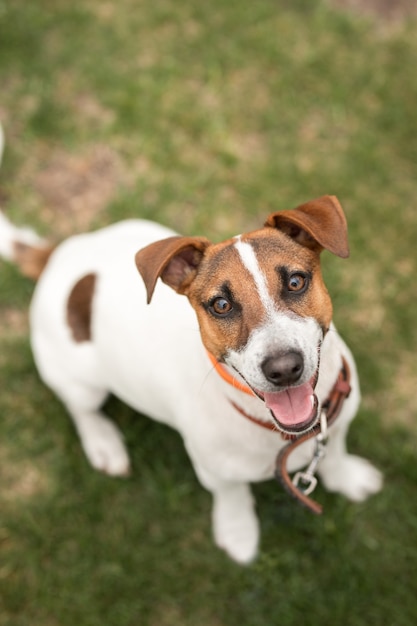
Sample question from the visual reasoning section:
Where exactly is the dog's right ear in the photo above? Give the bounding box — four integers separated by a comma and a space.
135, 236, 211, 303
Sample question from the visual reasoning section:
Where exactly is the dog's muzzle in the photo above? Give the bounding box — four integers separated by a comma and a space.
255, 349, 321, 435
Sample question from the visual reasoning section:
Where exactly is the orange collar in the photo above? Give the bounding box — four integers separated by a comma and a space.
206, 352, 255, 397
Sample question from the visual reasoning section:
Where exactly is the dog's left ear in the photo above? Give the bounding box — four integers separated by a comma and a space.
135, 236, 211, 303
265, 195, 349, 258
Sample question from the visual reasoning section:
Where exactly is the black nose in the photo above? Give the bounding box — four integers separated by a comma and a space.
261, 351, 304, 386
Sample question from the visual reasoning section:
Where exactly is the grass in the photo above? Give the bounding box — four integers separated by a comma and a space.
1, 0, 417, 624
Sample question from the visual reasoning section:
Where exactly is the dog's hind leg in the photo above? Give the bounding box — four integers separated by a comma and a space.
56, 386, 131, 477
64, 387, 131, 477
32, 331, 131, 477
50, 379, 130, 477
29, 264, 131, 476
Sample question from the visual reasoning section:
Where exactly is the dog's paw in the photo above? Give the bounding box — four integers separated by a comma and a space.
214, 514, 259, 565
320, 454, 383, 502
212, 490, 259, 564
80, 416, 131, 477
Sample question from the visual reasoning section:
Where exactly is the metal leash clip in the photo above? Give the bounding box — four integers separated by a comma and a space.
292, 412, 328, 496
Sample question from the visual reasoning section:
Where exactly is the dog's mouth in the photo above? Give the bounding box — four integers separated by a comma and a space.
227, 345, 322, 435
249, 354, 321, 435
256, 380, 319, 435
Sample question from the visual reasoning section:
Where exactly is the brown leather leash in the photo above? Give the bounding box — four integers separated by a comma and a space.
274, 357, 351, 514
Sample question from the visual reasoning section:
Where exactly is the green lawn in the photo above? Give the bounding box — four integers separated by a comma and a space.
1, 1, 417, 624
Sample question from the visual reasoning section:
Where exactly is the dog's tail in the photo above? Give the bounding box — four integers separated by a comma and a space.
0, 212, 53, 280
0, 124, 54, 280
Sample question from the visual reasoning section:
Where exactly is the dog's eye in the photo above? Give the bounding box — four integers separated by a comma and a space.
210, 297, 233, 316
287, 273, 307, 293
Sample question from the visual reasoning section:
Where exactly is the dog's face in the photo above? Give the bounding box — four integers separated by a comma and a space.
135, 195, 349, 435
184, 229, 330, 434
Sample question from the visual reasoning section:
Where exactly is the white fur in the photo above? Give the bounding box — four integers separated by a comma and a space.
227, 313, 322, 394
234, 236, 276, 315
0, 204, 383, 563
230, 238, 323, 404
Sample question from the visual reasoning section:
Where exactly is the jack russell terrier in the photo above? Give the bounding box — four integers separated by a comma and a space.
0, 132, 382, 563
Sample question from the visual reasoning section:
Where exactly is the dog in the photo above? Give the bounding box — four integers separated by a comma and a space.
0, 137, 382, 564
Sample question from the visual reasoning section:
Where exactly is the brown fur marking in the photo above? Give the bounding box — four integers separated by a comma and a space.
66, 273, 97, 343
13, 242, 55, 280
188, 229, 333, 360
243, 229, 333, 330
188, 242, 266, 358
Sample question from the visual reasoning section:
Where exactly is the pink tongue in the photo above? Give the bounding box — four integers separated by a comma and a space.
263, 382, 315, 426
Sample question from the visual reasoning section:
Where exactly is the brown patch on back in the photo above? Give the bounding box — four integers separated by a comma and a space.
66, 273, 97, 342
13, 242, 55, 280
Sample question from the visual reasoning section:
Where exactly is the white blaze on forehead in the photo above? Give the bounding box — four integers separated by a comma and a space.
234, 236, 275, 315
228, 237, 323, 397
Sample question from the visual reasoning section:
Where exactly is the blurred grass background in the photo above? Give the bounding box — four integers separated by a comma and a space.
1, 0, 417, 624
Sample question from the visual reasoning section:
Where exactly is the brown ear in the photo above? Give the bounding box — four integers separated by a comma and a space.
135, 236, 211, 303
264, 195, 349, 258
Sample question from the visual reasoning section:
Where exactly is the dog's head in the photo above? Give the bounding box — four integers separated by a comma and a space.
135, 195, 349, 435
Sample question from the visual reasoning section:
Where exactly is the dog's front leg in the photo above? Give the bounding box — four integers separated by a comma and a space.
192, 460, 259, 564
